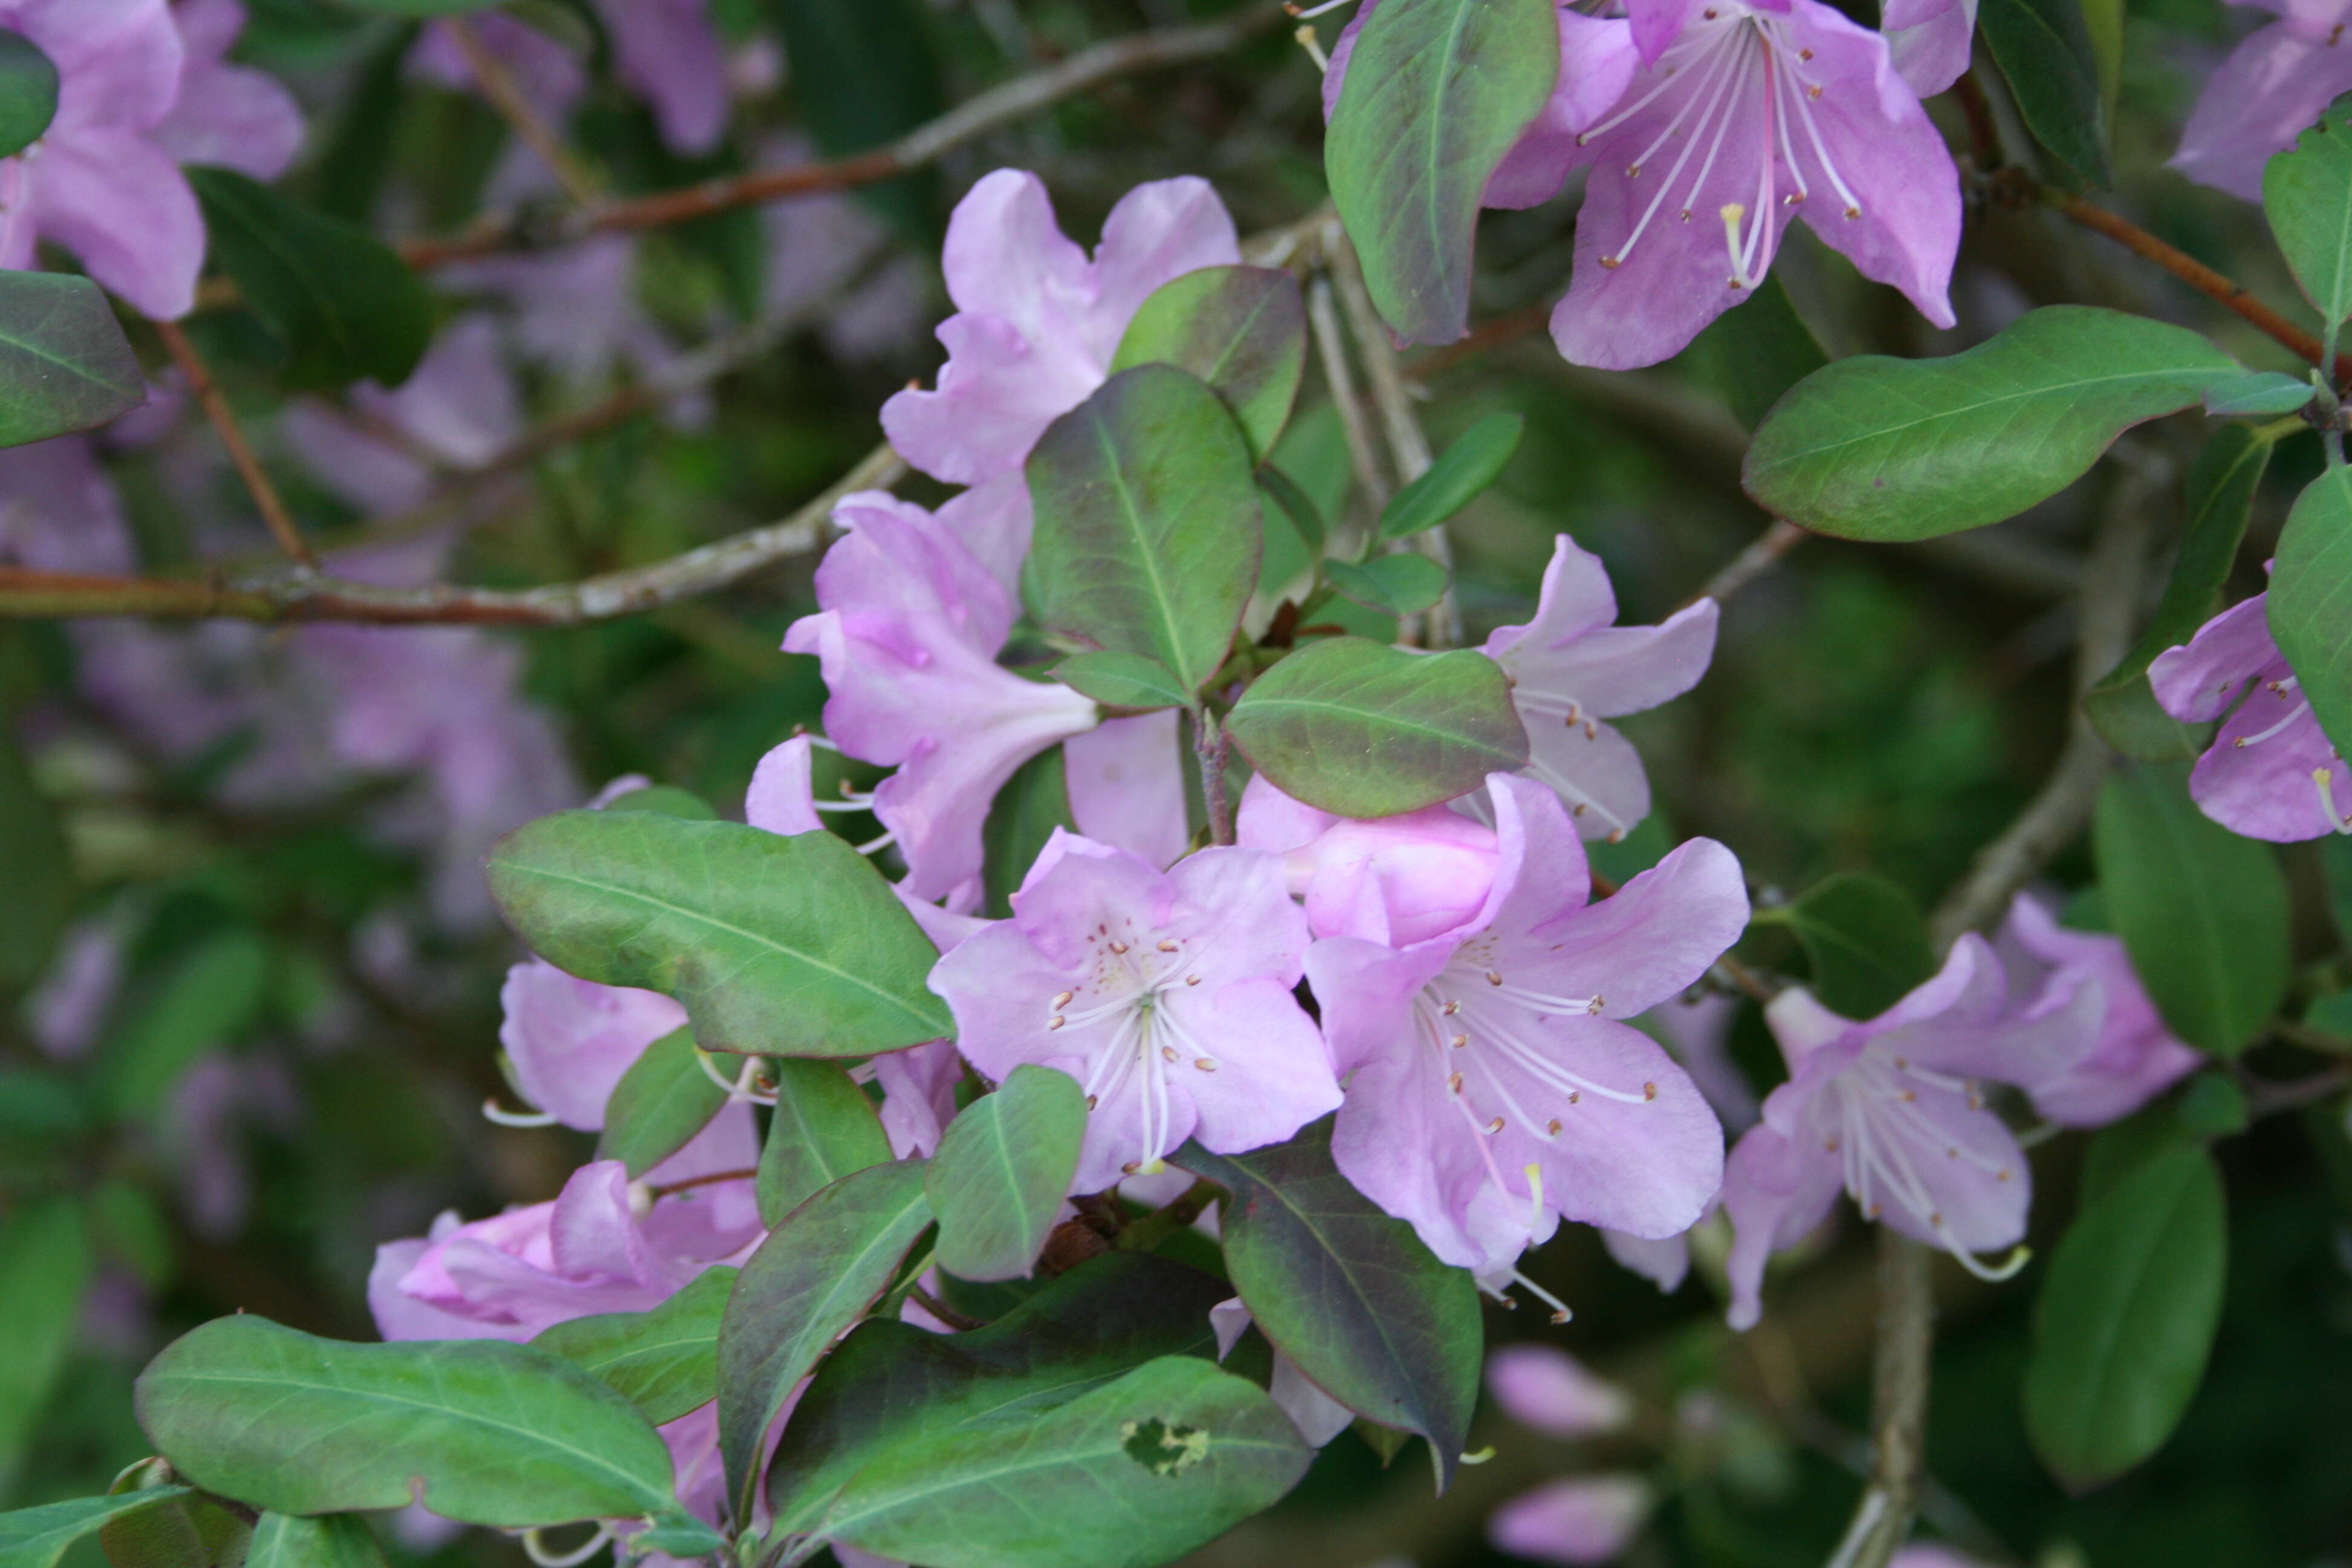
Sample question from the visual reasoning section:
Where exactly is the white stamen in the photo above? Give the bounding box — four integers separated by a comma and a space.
2316, 769, 2352, 834
481, 1099, 558, 1128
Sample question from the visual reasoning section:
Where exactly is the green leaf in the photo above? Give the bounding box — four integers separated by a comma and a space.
596, 1026, 727, 1177
2201, 370, 2314, 417
717, 1158, 933, 1518
1743, 307, 2240, 542
1053, 652, 1191, 713
927, 1066, 1086, 1282
2024, 1145, 2227, 1489
980, 746, 1076, 920
818, 1355, 1312, 1568
1324, 555, 1451, 618
1687, 273, 1830, 430
134, 1317, 678, 1526
0, 272, 146, 449
187, 168, 433, 390
1379, 413, 1524, 540
601, 785, 719, 820
243, 1514, 388, 1568
759, 1058, 894, 1227
2085, 424, 2269, 760
1257, 465, 1327, 556
766, 1252, 1231, 1542
1981, 0, 2111, 186
1225, 636, 1527, 818
2094, 765, 2291, 1057
96, 1463, 251, 1568
487, 811, 952, 1058
1757, 874, 1936, 1019
0, 1198, 92, 1485
1025, 364, 1262, 696
1175, 1125, 1481, 1491
1326, 0, 1560, 344
0, 721, 70, 993
1110, 266, 1306, 462
2269, 464, 2352, 759
534, 1267, 737, 1426
97, 930, 271, 1121
0, 1490, 194, 1568
768, 0, 942, 238
0, 30, 58, 161
2261, 96, 2352, 331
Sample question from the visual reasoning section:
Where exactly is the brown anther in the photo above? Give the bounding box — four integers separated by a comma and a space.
1996, 1168, 2012, 1182
1587, 997, 1606, 1014
1866, 1202, 1882, 1219
1569, 1090, 1582, 1105
1108, 940, 1128, 955
1642, 1082, 1658, 1101
1583, 720, 1598, 739
1450, 1033, 1469, 1049
1442, 999, 1461, 1016
1799, 46, 1814, 57
1048, 1017, 1067, 1031
1122, 1161, 1142, 1175
1195, 1057, 1217, 1071
1157, 940, 1180, 952
1086, 1094, 1099, 1110
1930, 1212, 1944, 1227
1546, 1118, 1563, 1135
1185, 974, 1201, 986
1550, 1309, 1572, 1325
1599, 255, 1621, 269
1809, 84, 1824, 99
1625, 164, 1642, 177
1678, 208, 1692, 222
1053, 990, 1075, 1008
1161, 1046, 1178, 1062
1573, 802, 1590, 817
1486, 971, 1504, 987
1448, 1072, 1465, 1094
1898, 1089, 1916, 1103
1485, 1117, 1506, 1134
1825, 1137, 1840, 1152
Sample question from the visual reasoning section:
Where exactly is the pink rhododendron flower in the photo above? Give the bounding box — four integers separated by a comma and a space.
2172, 0, 2352, 200
153, 0, 303, 179
1237, 774, 1502, 946
1486, 1344, 1635, 1437
928, 830, 1342, 1192
1210, 1297, 1355, 1445
1721, 939, 2096, 1329
782, 492, 1100, 901
1307, 774, 1748, 1273
1996, 893, 2201, 1128
1488, 1474, 1654, 1565
2149, 590, 2350, 841
1483, 535, 1719, 842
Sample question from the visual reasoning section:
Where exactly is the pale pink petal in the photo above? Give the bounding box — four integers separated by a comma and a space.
1066, 710, 1191, 870
1720, 1119, 1841, 1330
2149, 595, 2277, 724
1489, 1475, 1653, 1566
1601, 1225, 1692, 1292
745, 735, 825, 837
2173, 19, 2352, 201
498, 958, 690, 1130
1487, 13, 1637, 209
16, 0, 182, 134
1087, 175, 1243, 344
1525, 837, 1752, 1021
1486, 1343, 1633, 1437
590, 0, 728, 155
25, 131, 204, 319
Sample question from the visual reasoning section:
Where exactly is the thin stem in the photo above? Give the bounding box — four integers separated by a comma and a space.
153, 319, 317, 569
2239, 1061, 2352, 1119
906, 1283, 987, 1331
442, 16, 601, 207
1824, 1231, 1935, 1568
1952, 71, 2004, 171
1682, 517, 1809, 612
1307, 272, 1390, 517
1117, 1177, 1223, 1252
644, 1166, 759, 1199
1195, 709, 1235, 846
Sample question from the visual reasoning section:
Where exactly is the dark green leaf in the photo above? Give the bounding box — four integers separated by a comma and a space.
0, 720, 70, 993
1053, 652, 1191, 713
2201, 371, 2314, 417
979, 747, 1075, 920
766, 1253, 1230, 1541
596, 1026, 727, 1177
927, 1066, 1086, 1282
1110, 266, 1306, 462
487, 811, 952, 1058
768, 0, 941, 237
97, 931, 271, 1121
0, 1197, 91, 1480
1981, 0, 2111, 186
717, 1158, 933, 1518
817, 1355, 1312, 1568
2094, 765, 2290, 1057
534, 1267, 737, 1426
1688, 273, 1829, 430
0, 272, 146, 449
1025, 364, 1262, 696
1176, 1126, 1481, 1491
1225, 636, 1527, 818
0, 30, 58, 160
2086, 424, 2269, 760
135, 1318, 678, 1526
0, 1491, 194, 1568
1743, 307, 2239, 541
188, 168, 432, 390
1758, 875, 1938, 1019
1327, 0, 1560, 344
2024, 1145, 2226, 1489
1325, 555, 1451, 618
758, 1058, 893, 1227
2261, 95, 2352, 330
2269, 464, 2352, 758
1258, 465, 1327, 555
1379, 413, 1524, 540
243, 1514, 387, 1568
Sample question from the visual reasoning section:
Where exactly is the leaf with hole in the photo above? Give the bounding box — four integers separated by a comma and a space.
534, 1266, 737, 1426
1111, 266, 1305, 461
1379, 413, 1524, 540
927, 1065, 1086, 1282
0, 272, 146, 450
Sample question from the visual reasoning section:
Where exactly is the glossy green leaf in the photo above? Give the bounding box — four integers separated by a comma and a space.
0, 1490, 193, 1568
1053, 651, 1191, 713
188, 169, 432, 390
0, 30, 58, 161
2024, 1145, 2226, 1489
0, 1197, 91, 1483
717, 1158, 933, 1518
1111, 266, 1306, 461
1177, 1125, 1481, 1490
2094, 765, 2290, 1057
818, 1355, 1312, 1568
1326, 0, 1560, 344
1379, 413, 1524, 540
596, 1026, 727, 1177
135, 1317, 678, 1526
1226, 636, 1527, 818
767, 1253, 1230, 1542
1759, 874, 1936, 1020
1981, 0, 2111, 186
243, 1514, 387, 1568
2201, 370, 2314, 417
1324, 554, 1451, 618
1688, 273, 1830, 430
1025, 364, 1261, 696
535, 1267, 736, 1426
98, 931, 271, 1121
759, 1058, 893, 1227
2086, 424, 2268, 761
0, 272, 146, 450
927, 1066, 1086, 1282
1743, 307, 2239, 541
2262, 96, 2352, 330
487, 811, 951, 1058
0, 722, 70, 993
2269, 463, 2352, 758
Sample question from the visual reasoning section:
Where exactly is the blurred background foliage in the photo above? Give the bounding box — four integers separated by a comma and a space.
2, 0, 2350, 1564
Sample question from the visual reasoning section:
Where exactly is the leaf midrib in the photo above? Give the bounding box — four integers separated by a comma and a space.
1757, 364, 2222, 471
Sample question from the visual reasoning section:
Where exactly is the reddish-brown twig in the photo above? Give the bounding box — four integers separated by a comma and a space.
154, 319, 316, 569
